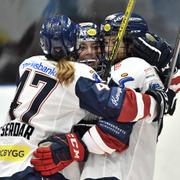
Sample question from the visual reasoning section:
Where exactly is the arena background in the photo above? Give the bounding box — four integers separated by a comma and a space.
0, 0, 179, 179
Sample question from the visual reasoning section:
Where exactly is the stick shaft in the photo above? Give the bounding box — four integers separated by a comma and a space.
110, 0, 136, 61
103, 0, 136, 80
165, 28, 180, 88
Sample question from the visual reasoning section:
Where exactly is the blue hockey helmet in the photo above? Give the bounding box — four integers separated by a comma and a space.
40, 15, 78, 60
76, 22, 106, 77
100, 12, 148, 38
76, 22, 99, 53
76, 22, 99, 51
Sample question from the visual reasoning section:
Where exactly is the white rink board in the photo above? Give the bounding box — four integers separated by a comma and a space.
0, 86, 16, 126
153, 93, 180, 180
0, 86, 180, 180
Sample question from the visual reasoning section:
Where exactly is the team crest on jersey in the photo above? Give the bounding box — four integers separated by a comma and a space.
89, 70, 94, 74
121, 73, 128, 77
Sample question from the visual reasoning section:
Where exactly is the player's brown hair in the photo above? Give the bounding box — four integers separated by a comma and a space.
56, 57, 75, 86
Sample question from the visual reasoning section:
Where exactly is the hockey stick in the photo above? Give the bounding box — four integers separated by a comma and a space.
164, 28, 180, 89
157, 28, 180, 138
110, 0, 136, 61
103, 0, 136, 80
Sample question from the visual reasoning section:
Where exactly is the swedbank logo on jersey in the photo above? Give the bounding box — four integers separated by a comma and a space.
22, 62, 57, 77
0, 145, 30, 162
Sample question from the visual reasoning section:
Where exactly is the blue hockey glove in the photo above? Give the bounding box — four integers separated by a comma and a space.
131, 32, 173, 69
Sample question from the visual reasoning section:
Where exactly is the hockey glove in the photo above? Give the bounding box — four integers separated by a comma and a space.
31, 133, 88, 176
146, 87, 176, 136
146, 87, 177, 117
146, 88, 168, 136
131, 32, 173, 69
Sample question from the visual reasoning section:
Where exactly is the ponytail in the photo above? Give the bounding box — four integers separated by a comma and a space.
56, 57, 75, 86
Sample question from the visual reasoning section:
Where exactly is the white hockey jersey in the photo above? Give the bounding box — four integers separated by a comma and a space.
0, 55, 124, 178
80, 57, 164, 180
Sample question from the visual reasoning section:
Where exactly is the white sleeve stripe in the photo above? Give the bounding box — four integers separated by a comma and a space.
132, 93, 145, 122
149, 96, 158, 122
82, 126, 115, 154
82, 130, 105, 154
140, 96, 157, 123
132, 94, 157, 123
138, 37, 161, 58
170, 84, 180, 92
89, 126, 115, 154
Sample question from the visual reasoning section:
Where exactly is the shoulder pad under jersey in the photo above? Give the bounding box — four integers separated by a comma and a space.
111, 57, 164, 92
74, 62, 103, 83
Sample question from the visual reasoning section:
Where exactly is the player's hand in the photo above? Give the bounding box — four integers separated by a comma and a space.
31, 133, 88, 176
145, 88, 169, 136
146, 83, 177, 118
130, 32, 173, 69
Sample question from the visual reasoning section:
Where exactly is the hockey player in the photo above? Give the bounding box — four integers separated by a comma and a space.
0, 15, 162, 180
128, 26, 180, 114
79, 12, 178, 180
76, 21, 105, 78
30, 14, 174, 180
77, 22, 99, 61
73, 21, 105, 135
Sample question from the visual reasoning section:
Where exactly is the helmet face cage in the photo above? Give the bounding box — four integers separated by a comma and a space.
100, 12, 149, 62
102, 35, 127, 63
40, 15, 78, 60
